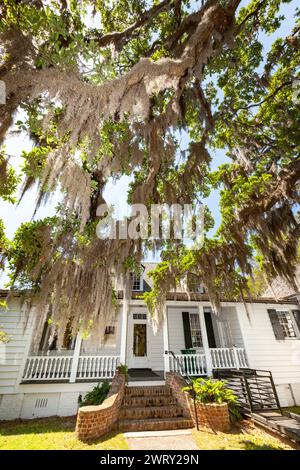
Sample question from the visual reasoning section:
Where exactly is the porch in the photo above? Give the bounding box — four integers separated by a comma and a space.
21, 302, 249, 383
21, 347, 249, 383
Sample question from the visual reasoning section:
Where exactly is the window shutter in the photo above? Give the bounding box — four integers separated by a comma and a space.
182, 312, 192, 349
204, 310, 216, 348
267, 309, 285, 340
292, 310, 300, 332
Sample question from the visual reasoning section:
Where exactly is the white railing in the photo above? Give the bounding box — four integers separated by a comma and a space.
169, 348, 248, 376
170, 354, 207, 376
210, 347, 248, 369
22, 356, 73, 381
76, 355, 120, 379
22, 355, 120, 382
22, 348, 248, 382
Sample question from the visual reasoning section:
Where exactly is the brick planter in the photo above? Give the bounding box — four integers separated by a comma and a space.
166, 372, 231, 432
194, 402, 230, 432
75, 372, 125, 441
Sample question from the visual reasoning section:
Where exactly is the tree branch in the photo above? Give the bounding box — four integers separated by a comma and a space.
238, 0, 268, 28
233, 81, 292, 114
93, 0, 181, 50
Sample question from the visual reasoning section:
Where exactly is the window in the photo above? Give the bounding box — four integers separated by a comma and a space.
133, 323, 147, 356
133, 313, 147, 320
268, 309, 299, 340
130, 272, 143, 291
277, 311, 297, 338
187, 274, 206, 293
189, 313, 203, 348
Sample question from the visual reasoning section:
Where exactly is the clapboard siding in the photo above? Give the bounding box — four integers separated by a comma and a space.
237, 302, 300, 405
0, 302, 34, 393
221, 306, 244, 347
80, 308, 122, 357
167, 307, 198, 354
148, 326, 164, 370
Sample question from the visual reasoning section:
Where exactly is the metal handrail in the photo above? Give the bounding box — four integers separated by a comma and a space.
165, 350, 199, 430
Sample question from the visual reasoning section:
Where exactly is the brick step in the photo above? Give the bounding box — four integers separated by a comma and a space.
123, 395, 177, 407
125, 386, 171, 397
120, 405, 184, 420
119, 417, 194, 432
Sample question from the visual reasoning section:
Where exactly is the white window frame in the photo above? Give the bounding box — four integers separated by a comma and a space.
277, 310, 299, 339
131, 272, 143, 291
189, 313, 203, 348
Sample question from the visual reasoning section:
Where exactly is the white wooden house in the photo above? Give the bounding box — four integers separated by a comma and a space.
1, 262, 300, 420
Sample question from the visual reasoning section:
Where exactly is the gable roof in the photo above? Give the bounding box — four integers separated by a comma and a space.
262, 265, 300, 300
142, 262, 158, 290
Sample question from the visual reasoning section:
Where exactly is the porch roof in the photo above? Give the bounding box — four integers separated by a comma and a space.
116, 290, 297, 305
1, 289, 297, 305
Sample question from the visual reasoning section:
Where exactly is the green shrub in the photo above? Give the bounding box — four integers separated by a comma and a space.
183, 377, 237, 405
78, 380, 110, 407
182, 377, 242, 422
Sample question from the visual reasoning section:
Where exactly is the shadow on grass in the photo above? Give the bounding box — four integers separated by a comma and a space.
241, 439, 286, 450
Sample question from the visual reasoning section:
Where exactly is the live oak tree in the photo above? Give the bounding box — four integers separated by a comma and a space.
0, 0, 299, 343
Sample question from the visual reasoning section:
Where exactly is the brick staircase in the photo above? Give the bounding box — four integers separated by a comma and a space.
119, 385, 194, 432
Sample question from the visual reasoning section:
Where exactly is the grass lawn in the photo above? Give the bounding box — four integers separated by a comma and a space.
193, 421, 295, 450
0, 416, 129, 450
283, 406, 300, 416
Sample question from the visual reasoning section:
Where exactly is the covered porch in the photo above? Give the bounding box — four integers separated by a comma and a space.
21, 302, 249, 383
21, 346, 249, 383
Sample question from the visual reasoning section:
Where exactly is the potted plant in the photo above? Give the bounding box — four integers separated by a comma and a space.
183, 378, 239, 432
116, 364, 129, 383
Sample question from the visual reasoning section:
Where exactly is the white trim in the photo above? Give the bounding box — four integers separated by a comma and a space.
163, 307, 170, 373
131, 272, 143, 291
235, 303, 252, 368
127, 315, 149, 368
290, 308, 300, 338
127, 380, 165, 387
69, 334, 82, 383
120, 299, 128, 364
198, 305, 212, 375
126, 299, 300, 308
16, 382, 100, 394
188, 311, 202, 348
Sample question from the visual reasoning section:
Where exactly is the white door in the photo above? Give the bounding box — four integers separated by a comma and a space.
128, 315, 150, 368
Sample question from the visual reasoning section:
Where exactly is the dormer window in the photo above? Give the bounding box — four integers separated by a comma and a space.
187, 274, 206, 294
130, 272, 143, 291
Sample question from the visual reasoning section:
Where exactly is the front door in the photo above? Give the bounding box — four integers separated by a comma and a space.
128, 317, 149, 368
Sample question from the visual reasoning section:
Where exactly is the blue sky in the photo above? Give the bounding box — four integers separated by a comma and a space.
0, 0, 298, 284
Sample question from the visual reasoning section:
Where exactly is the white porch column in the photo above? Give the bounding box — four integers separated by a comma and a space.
198, 305, 213, 376
70, 334, 82, 383
120, 299, 128, 365
163, 307, 170, 374
232, 346, 240, 370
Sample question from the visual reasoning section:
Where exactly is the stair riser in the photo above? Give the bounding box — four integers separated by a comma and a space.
119, 420, 194, 432
125, 386, 171, 397
123, 397, 177, 407
120, 406, 183, 420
